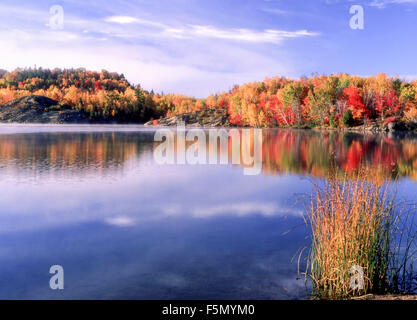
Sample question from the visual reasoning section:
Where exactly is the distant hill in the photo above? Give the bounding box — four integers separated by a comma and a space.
0, 68, 163, 123
0, 95, 89, 123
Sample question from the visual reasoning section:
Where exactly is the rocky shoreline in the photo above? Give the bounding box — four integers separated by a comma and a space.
144, 108, 230, 127
315, 120, 417, 133
145, 108, 417, 133
2, 95, 417, 132
0, 95, 89, 124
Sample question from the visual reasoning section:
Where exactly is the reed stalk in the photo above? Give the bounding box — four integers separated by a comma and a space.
304, 169, 416, 299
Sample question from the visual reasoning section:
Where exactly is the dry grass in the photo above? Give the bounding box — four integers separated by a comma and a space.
303, 170, 416, 299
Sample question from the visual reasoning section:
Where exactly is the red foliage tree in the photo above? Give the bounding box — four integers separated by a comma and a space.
374, 90, 401, 120
94, 80, 102, 92
342, 86, 369, 121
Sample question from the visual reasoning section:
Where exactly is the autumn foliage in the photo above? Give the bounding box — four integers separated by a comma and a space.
0, 68, 417, 126
0, 67, 161, 122
167, 73, 416, 128
160, 73, 416, 128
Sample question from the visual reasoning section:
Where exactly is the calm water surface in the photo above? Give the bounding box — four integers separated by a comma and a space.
0, 124, 416, 299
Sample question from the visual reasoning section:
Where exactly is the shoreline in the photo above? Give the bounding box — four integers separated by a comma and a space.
144, 123, 417, 135
144, 109, 417, 133
1, 95, 416, 133
1, 121, 417, 135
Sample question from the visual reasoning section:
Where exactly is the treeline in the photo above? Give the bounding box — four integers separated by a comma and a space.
0, 67, 162, 122
164, 73, 417, 128
1, 68, 417, 126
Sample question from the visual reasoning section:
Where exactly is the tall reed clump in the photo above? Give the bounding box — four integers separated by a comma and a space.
304, 170, 416, 299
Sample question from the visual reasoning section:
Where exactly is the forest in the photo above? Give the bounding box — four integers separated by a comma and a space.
0, 67, 417, 127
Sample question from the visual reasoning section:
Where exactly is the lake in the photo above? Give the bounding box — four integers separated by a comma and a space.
0, 124, 416, 299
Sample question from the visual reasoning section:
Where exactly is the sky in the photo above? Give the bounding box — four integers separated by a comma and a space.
0, 0, 416, 97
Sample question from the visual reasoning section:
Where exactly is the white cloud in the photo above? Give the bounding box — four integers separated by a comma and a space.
184, 25, 318, 44
104, 15, 165, 28
369, 0, 387, 8
324, 0, 417, 8
105, 15, 140, 24
103, 15, 318, 44
105, 216, 136, 227
369, 0, 417, 8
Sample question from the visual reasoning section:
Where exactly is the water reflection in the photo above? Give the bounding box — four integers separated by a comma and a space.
0, 131, 154, 180
261, 130, 417, 180
0, 125, 415, 299
0, 128, 416, 180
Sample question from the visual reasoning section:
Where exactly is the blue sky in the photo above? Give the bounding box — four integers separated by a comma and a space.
0, 0, 416, 97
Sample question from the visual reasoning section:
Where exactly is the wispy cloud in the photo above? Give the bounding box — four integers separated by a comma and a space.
104, 15, 319, 44
260, 7, 293, 16
369, 0, 417, 9
369, 0, 387, 8
324, 0, 417, 8
184, 25, 318, 44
